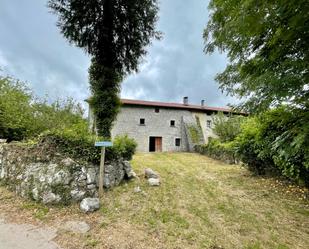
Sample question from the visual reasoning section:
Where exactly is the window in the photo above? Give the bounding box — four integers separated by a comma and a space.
140, 118, 145, 125
207, 120, 212, 128
170, 120, 175, 127
175, 138, 181, 147
155, 107, 160, 113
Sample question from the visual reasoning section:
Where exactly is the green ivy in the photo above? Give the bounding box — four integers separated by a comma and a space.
188, 125, 200, 144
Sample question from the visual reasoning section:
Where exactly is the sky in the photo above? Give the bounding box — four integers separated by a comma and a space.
0, 0, 236, 108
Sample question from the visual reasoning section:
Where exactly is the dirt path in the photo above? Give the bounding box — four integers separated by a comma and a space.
0, 216, 60, 249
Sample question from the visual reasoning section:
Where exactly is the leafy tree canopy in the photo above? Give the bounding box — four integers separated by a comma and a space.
0, 74, 86, 141
204, 0, 309, 112
49, 0, 161, 137
48, 0, 161, 74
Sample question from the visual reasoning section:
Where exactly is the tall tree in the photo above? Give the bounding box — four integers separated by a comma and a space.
49, 0, 161, 137
204, 0, 309, 112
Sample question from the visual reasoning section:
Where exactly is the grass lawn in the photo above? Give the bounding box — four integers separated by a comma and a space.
0, 152, 308, 249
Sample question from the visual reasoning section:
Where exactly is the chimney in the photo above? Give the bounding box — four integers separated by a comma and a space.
201, 99, 205, 107
183, 96, 188, 105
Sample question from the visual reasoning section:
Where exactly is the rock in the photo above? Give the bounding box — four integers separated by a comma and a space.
145, 168, 159, 179
32, 188, 40, 201
52, 170, 71, 185
77, 181, 87, 187
0, 143, 133, 205
103, 174, 112, 189
86, 167, 97, 184
87, 184, 96, 190
77, 172, 87, 181
70, 189, 86, 201
63, 221, 90, 234
122, 161, 132, 175
127, 170, 137, 179
148, 178, 160, 186
80, 198, 100, 213
0, 139, 7, 143
61, 158, 75, 167
134, 186, 141, 193
42, 192, 61, 204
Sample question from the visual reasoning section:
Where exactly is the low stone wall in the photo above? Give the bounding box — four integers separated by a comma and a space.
0, 142, 134, 205
194, 144, 237, 165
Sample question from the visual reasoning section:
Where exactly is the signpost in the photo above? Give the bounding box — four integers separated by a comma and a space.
95, 141, 113, 197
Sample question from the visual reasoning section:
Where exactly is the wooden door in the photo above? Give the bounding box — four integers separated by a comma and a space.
155, 137, 162, 152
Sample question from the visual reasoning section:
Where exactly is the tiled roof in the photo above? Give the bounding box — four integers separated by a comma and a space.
121, 98, 244, 114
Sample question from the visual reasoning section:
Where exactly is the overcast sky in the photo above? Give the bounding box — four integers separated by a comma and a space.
0, 0, 236, 108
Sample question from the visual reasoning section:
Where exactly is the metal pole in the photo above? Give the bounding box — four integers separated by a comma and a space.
99, 146, 105, 198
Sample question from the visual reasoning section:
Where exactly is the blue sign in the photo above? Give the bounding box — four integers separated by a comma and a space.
95, 141, 113, 147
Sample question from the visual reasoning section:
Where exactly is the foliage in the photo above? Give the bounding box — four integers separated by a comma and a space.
113, 134, 137, 161
32, 97, 85, 133
0, 73, 137, 162
204, 0, 309, 112
235, 107, 309, 186
195, 138, 236, 164
88, 60, 121, 137
40, 129, 137, 163
0, 76, 34, 141
0, 74, 87, 141
188, 125, 201, 144
258, 107, 309, 185
197, 107, 309, 186
213, 112, 244, 142
49, 0, 161, 137
234, 117, 274, 175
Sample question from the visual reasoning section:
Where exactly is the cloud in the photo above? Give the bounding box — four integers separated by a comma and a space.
0, 0, 237, 109
0, 0, 90, 106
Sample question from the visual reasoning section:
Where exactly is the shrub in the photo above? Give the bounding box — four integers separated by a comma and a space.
197, 106, 309, 186
235, 107, 309, 186
39, 130, 137, 164
234, 117, 276, 175
259, 107, 309, 185
112, 135, 137, 161
0, 76, 34, 141
213, 112, 244, 142
0, 74, 87, 141
195, 138, 237, 164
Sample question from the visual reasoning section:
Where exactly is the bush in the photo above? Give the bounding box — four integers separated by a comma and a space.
0, 76, 34, 141
197, 106, 309, 186
235, 107, 309, 186
195, 138, 237, 164
39, 129, 137, 164
213, 112, 244, 142
234, 117, 276, 175
0, 74, 87, 141
112, 135, 137, 161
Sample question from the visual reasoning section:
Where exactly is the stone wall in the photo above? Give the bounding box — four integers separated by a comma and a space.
0, 142, 134, 205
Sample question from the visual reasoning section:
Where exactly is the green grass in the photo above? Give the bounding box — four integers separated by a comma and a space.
99, 152, 308, 249
20, 201, 49, 220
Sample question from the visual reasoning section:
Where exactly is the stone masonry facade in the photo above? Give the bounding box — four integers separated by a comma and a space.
111, 106, 194, 152
88, 98, 242, 152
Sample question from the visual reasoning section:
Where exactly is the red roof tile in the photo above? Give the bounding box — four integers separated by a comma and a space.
121, 98, 243, 114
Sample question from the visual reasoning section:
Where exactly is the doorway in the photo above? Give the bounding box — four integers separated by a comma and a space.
149, 137, 162, 152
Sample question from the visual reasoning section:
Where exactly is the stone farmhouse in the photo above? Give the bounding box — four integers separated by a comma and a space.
88, 97, 244, 152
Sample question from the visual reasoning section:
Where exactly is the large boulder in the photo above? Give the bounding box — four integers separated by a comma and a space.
80, 198, 100, 213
